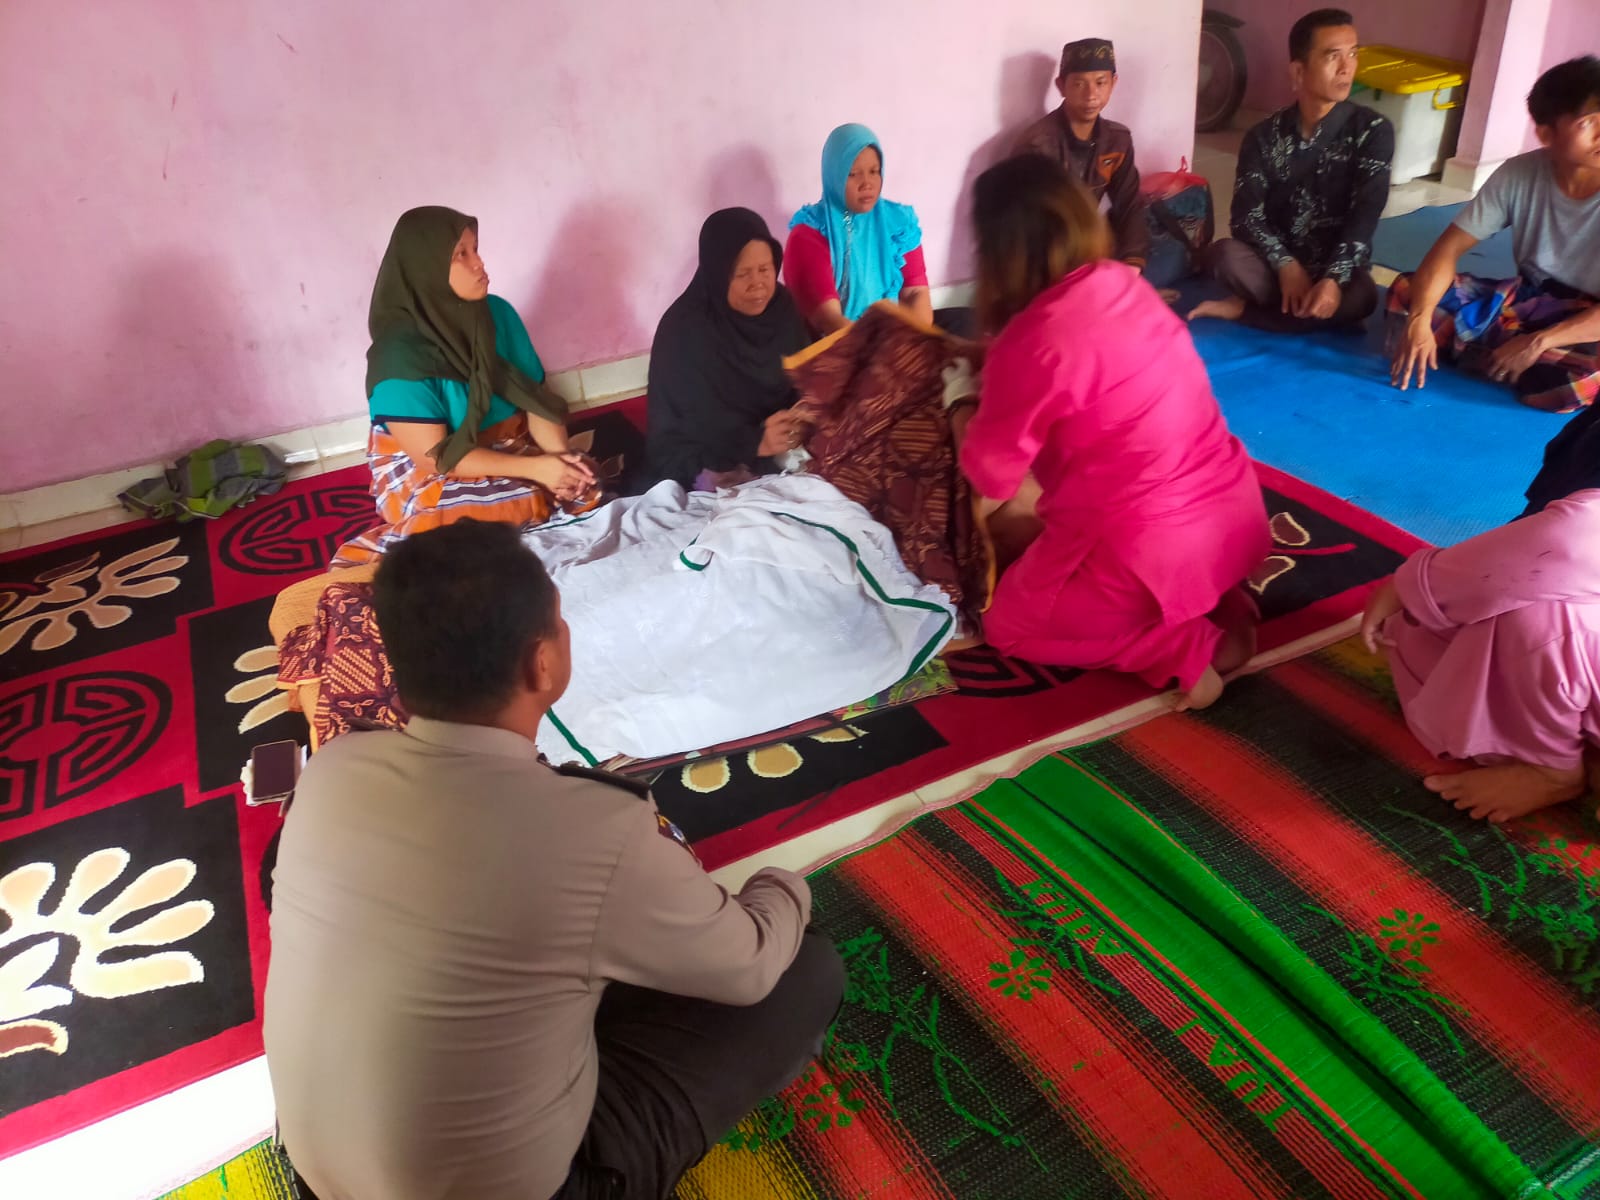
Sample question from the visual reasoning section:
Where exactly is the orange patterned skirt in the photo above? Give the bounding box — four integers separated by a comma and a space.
331, 417, 593, 568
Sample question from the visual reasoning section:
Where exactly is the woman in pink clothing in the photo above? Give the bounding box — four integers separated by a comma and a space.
1361, 488, 1600, 823
954, 155, 1271, 710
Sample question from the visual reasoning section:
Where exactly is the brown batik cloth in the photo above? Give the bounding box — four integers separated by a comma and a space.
786, 303, 994, 618
276, 581, 407, 749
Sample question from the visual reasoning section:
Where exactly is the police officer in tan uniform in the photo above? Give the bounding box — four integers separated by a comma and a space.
264, 519, 843, 1200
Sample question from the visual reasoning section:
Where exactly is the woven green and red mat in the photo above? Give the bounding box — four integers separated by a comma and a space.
679, 639, 1600, 1199
168, 639, 1600, 1200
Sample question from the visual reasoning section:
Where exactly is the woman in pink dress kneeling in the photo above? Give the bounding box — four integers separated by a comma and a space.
955, 154, 1271, 710
1362, 489, 1600, 823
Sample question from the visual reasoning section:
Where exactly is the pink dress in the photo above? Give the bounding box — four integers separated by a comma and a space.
1382, 489, 1600, 771
960, 261, 1270, 690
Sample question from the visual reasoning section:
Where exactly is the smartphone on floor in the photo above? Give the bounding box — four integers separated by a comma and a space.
247, 740, 302, 806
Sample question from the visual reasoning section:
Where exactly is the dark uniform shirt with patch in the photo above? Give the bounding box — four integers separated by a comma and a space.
1230, 101, 1395, 284
1014, 110, 1152, 264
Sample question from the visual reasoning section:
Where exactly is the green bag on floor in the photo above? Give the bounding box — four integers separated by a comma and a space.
118, 439, 288, 522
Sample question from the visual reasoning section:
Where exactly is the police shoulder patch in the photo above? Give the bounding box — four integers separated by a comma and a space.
553, 762, 652, 800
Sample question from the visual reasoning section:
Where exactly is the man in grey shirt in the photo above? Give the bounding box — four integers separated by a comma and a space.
1392, 56, 1600, 415
263, 520, 843, 1200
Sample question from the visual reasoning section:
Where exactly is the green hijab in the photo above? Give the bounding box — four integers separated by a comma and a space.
365, 206, 567, 473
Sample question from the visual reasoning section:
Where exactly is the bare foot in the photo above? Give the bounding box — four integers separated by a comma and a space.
1175, 665, 1224, 712
1425, 762, 1587, 823
1187, 295, 1246, 323
1209, 586, 1260, 678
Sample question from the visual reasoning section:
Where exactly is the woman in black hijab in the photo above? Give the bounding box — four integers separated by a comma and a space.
647, 208, 811, 489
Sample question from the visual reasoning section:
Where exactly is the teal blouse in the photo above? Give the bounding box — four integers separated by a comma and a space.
368, 295, 546, 432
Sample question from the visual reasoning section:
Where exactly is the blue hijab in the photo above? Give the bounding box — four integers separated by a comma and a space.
789, 123, 923, 321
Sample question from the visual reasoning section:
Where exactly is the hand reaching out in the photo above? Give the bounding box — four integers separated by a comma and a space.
1390, 319, 1438, 391
758, 410, 806, 458
1360, 578, 1403, 653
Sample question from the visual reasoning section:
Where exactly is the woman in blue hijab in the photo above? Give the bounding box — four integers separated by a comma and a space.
785, 123, 932, 335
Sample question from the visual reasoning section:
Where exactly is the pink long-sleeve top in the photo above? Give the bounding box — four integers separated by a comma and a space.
1394, 489, 1600, 631
1386, 488, 1600, 768
960, 261, 1266, 624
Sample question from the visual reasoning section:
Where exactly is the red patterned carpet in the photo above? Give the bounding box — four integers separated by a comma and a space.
0, 411, 1419, 1156
0, 470, 376, 1156
648, 463, 1424, 867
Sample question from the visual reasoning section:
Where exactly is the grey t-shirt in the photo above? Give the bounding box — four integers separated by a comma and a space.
1453, 150, 1600, 296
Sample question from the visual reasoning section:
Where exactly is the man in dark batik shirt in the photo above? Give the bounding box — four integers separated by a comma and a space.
1190, 8, 1393, 332
1013, 37, 1152, 269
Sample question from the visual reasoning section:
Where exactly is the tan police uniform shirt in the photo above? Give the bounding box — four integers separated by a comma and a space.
263, 717, 810, 1200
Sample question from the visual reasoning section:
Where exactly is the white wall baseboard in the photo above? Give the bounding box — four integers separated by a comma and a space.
1, 282, 978, 542
1441, 155, 1504, 196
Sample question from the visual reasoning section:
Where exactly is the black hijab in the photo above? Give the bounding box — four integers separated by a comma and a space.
1522, 403, 1600, 516
366, 206, 566, 473
646, 208, 809, 487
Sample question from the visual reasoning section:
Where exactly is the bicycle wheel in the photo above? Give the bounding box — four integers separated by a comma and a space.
1196, 23, 1248, 132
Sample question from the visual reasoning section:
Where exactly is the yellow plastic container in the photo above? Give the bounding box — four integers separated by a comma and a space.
1354, 45, 1471, 183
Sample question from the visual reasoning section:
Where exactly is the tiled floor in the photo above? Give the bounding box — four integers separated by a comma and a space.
0, 123, 1468, 1200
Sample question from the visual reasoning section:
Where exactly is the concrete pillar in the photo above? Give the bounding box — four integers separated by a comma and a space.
1443, 0, 1554, 192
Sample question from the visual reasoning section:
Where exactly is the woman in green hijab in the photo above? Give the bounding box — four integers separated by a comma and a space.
331, 206, 597, 567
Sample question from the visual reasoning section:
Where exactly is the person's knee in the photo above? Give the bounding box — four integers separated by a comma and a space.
1343, 273, 1380, 321
737, 933, 844, 1097
979, 617, 1029, 660
1515, 364, 1583, 412
1205, 238, 1243, 281
787, 932, 846, 1033
977, 585, 1036, 658
1207, 239, 1269, 301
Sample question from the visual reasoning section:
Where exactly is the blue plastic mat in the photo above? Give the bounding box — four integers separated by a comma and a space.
1372, 201, 1518, 278
1191, 313, 1561, 546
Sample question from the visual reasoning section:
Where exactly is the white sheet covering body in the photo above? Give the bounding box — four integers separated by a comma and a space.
528, 474, 954, 765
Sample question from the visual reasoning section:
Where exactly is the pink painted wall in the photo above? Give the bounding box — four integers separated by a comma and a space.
1208, 0, 1488, 113
1542, 0, 1600, 72
0, 0, 1200, 492
1452, 0, 1551, 166
1524, 0, 1600, 149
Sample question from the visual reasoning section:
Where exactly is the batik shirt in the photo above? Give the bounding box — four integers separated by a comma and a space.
1230, 101, 1394, 284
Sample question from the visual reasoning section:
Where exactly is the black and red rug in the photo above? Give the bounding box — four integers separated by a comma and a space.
0, 468, 371, 1156
648, 462, 1425, 865
0, 409, 647, 1156
0, 398, 1420, 1155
